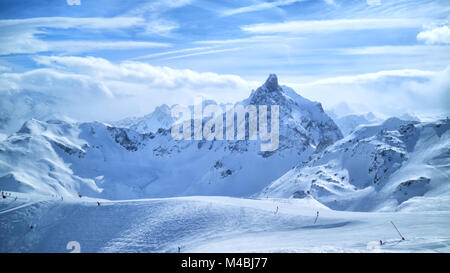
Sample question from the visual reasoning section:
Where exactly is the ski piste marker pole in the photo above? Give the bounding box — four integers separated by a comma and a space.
314, 211, 319, 224
391, 221, 405, 240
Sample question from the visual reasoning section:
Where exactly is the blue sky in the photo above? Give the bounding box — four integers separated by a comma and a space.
0, 0, 449, 132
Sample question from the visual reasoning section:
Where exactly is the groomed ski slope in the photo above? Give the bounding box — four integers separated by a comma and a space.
1, 196, 449, 253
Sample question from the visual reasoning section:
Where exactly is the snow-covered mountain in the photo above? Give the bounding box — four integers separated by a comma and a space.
0, 119, 103, 198
327, 102, 422, 137
112, 104, 176, 134
260, 117, 450, 212
332, 112, 383, 136
0, 74, 342, 200
2, 74, 447, 213
1, 75, 449, 253
331, 112, 422, 136
244, 74, 343, 152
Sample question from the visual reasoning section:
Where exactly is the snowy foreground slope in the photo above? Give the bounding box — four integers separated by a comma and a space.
1, 196, 449, 253
260, 118, 450, 212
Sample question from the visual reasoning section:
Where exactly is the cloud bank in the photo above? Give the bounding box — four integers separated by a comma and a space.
0, 56, 256, 133
290, 67, 450, 120
417, 26, 450, 45
1, 55, 448, 134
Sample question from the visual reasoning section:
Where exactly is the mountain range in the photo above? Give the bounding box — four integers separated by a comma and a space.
0, 74, 342, 200
0, 74, 448, 213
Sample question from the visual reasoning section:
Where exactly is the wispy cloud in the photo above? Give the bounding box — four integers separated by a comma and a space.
242, 18, 425, 34
366, 0, 381, 6
195, 36, 282, 45
0, 65, 11, 72
163, 48, 242, 60
123, 0, 193, 35
66, 0, 81, 6
0, 17, 158, 55
337, 45, 450, 55
143, 19, 180, 35
45, 41, 169, 54
297, 69, 436, 86
133, 46, 216, 60
125, 0, 193, 17
222, 0, 305, 16
0, 17, 144, 29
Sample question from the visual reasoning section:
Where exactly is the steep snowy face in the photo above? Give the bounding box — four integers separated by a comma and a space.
112, 104, 175, 134
245, 74, 343, 152
113, 74, 343, 153
0, 75, 342, 200
260, 118, 450, 212
0, 119, 102, 198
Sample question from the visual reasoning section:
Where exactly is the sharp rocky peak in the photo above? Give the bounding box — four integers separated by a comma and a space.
247, 74, 284, 105
263, 74, 279, 91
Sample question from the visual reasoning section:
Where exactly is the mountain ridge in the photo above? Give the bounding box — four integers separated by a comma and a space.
0, 75, 343, 200
259, 117, 450, 211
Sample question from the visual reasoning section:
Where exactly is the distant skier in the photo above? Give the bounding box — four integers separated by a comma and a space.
2, 192, 6, 199
78, 192, 82, 198
379, 240, 383, 246
275, 206, 279, 215
97, 201, 101, 206
178, 246, 181, 253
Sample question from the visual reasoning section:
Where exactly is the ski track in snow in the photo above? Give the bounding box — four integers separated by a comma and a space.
1, 196, 449, 253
